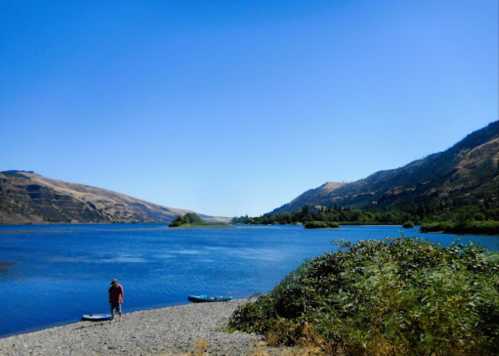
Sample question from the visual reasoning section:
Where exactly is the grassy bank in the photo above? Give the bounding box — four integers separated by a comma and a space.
421, 220, 499, 235
229, 239, 499, 355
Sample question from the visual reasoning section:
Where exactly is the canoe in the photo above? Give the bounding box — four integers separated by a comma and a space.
188, 295, 232, 303
81, 314, 113, 321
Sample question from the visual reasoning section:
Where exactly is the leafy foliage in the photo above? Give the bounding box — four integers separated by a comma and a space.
304, 221, 340, 229
233, 205, 499, 235
169, 213, 206, 227
232, 206, 417, 226
229, 239, 499, 355
402, 221, 415, 228
421, 221, 499, 235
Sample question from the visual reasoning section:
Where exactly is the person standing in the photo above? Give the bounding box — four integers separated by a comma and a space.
108, 279, 124, 320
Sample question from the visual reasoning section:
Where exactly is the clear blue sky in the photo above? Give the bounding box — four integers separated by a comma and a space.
1, 0, 497, 217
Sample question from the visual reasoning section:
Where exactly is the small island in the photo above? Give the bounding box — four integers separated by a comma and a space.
169, 213, 229, 228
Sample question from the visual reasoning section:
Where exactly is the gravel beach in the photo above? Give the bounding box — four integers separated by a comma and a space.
0, 300, 288, 356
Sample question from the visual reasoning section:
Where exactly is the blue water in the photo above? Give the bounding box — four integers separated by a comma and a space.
0, 224, 498, 337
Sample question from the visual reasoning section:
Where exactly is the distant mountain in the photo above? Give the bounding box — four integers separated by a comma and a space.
0, 171, 214, 225
273, 121, 499, 217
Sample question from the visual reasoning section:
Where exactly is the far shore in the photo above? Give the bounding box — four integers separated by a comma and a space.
168, 223, 232, 229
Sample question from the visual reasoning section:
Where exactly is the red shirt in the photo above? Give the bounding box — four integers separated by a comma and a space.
108, 284, 124, 304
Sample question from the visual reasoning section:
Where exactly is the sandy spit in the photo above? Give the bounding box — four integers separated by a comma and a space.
0, 300, 291, 356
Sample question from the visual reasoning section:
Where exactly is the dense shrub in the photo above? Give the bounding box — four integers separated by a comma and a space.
402, 221, 415, 228
229, 239, 499, 355
232, 206, 417, 226
304, 221, 340, 229
232, 205, 499, 233
169, 213, 204, 227
420, 221, 454, 233
421, 221, 499, 235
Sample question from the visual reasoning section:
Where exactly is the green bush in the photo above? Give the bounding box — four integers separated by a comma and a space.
304, 221, 340, 229
421, 221, 499, 235
232, 203, 499, 230
229, 239, 499, 355
402, 221, 415, 228
169, 213, 205, 227
420, 221, 453, 233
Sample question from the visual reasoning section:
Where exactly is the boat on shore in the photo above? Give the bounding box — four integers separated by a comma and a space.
81, 314, 112, 321
188, 295, 232, 303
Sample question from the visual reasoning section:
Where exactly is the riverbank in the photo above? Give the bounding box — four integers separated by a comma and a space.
420, 220, 499, 235
0, 300, 289, 355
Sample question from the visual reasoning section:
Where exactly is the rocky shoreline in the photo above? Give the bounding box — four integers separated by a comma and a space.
0, 300, 288, 356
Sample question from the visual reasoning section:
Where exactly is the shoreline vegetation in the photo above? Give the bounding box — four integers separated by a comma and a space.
232, 206, 499, 235
229, 238, 499, 355
420, 220, 499, 235
303, 221, 340, 229
169, 213, 229, 228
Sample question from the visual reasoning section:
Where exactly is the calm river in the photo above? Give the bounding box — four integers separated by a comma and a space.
1, 224, 498, 336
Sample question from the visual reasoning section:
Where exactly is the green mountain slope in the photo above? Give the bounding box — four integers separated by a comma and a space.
273, 121, 499, 218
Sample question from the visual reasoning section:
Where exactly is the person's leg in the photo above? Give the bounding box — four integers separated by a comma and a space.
110, 304, 118, 320
117, 303, 122, 318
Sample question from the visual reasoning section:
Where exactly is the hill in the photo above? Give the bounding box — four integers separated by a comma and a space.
272, 121, 499, 220
0, 170, 205, 225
